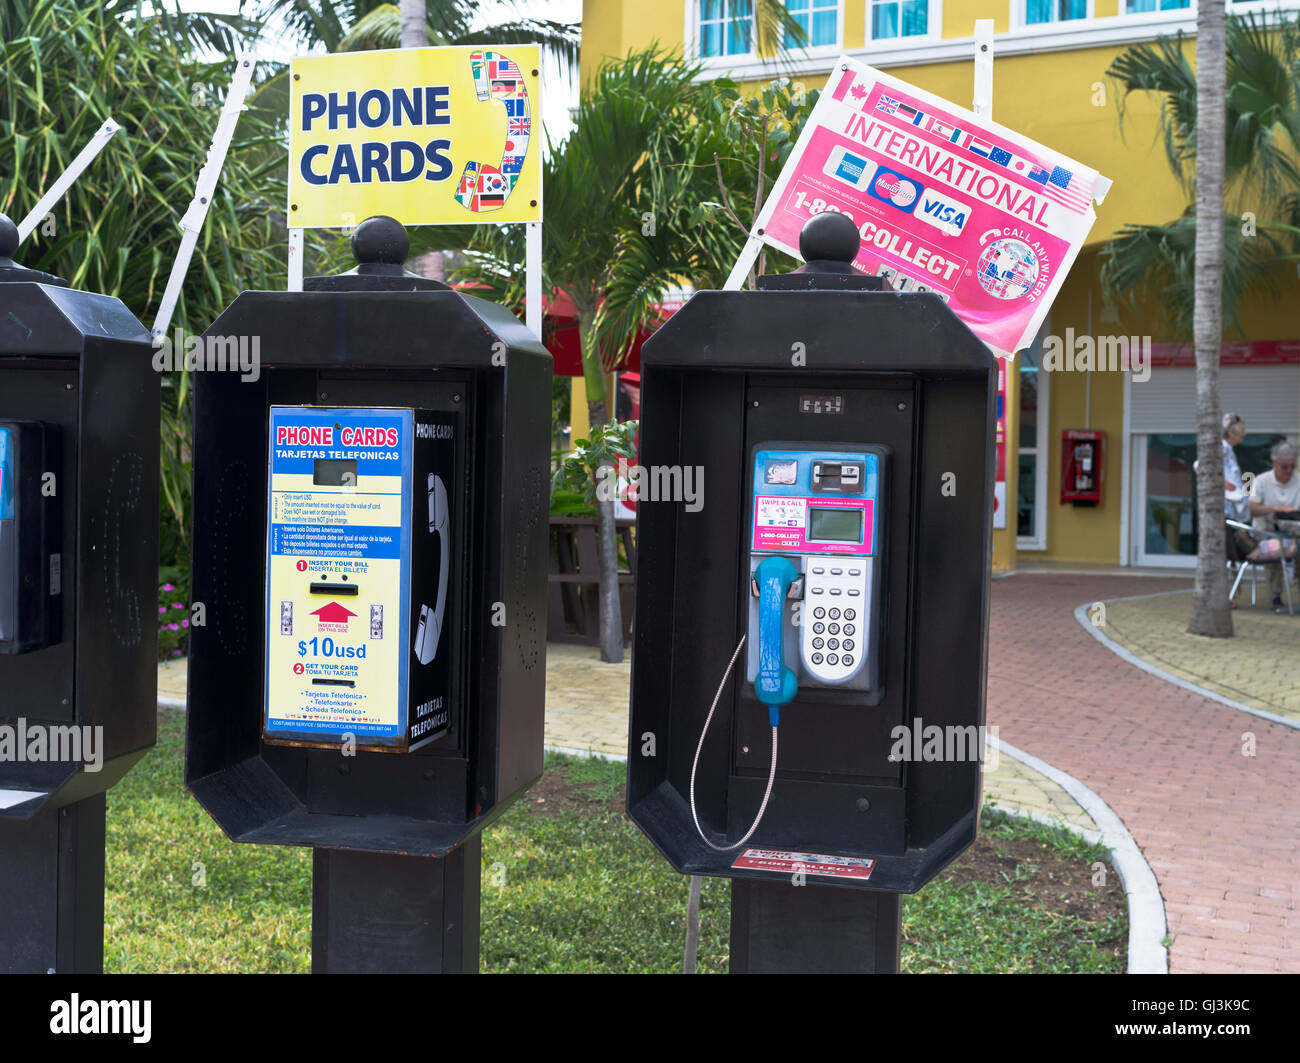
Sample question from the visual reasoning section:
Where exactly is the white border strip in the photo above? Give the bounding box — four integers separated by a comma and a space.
992, 735, 1169, 975
1074, 594, 1300, 731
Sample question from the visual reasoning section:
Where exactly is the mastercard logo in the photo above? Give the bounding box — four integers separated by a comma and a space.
869, 168, 921, 211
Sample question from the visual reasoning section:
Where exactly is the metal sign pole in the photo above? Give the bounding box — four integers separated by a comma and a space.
0, 796, 107, 973
525, 220, 542, 338
312, 836, 481, 973
15, 120, 120, 245
287, 227, 304, 292
151, 54, 257, 342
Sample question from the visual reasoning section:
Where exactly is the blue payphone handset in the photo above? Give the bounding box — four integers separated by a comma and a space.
690, 443, 886, 850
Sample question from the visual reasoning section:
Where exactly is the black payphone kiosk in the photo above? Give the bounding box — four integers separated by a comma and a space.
0, 213, 160, 972
627, 213, 997, 972
185, 217, 550, 972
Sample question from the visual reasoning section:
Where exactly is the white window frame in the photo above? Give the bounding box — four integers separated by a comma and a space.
1011, 0, 1095, 32
694, 0, 758, 61
1117, 0, 1192, 17
685, 2, 1300, 95
686, 0, 845, 69
865, 0, 941, 44
785, 0, 845, 54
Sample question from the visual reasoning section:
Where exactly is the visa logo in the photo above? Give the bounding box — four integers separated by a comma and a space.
915, 190, 971, 236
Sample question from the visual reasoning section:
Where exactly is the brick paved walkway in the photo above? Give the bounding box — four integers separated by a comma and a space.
990, 572, 1300, 973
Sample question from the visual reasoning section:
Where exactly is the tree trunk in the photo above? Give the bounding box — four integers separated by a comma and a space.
587, 396, 624, 663
399, 0, 427, 49
577, 305, 625, 663
1188, 0, 1231, 638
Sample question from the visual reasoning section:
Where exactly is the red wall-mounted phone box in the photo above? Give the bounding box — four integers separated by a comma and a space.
1061, 429, 1103, 505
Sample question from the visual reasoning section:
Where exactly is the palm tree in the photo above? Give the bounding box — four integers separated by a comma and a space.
447, 49, 812, 661
2, 0, 288, 568
1189, 0, 1230, 637
1103, 10, 1300, 635
1102, 12, 1300, 338
244, 0, 580, 70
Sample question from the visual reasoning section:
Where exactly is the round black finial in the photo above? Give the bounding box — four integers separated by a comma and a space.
351, 215, 409, 266
0, 213, 19, 260
799, 211, 860, 266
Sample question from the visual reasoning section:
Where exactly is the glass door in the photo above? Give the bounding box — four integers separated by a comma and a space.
1017, 334, 1049, 550
1131, 431, 1279, 566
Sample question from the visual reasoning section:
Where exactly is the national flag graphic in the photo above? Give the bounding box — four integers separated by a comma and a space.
899, 103, 922, 124
1023, 159, 1091, 213
966, 135, 994, 158
875, 94, 901, 115
457, 48, 533, 215
989, 146, 1013, 167
924, 116, 962, 141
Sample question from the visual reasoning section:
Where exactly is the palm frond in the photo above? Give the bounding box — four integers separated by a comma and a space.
1099, 211, 1284, 339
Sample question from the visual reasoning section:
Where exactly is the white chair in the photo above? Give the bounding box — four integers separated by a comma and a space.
1226, 519, 1296, 614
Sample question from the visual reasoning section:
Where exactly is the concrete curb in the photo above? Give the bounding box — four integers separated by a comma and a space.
158, 695, 186, 710
991, 735, 1170, 975
1073, 595, 1300, 732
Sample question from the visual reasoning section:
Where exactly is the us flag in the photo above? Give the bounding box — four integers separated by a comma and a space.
1027, 162, 1090, 213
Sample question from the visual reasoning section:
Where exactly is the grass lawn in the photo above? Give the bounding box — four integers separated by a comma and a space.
104, 710, 1126, 973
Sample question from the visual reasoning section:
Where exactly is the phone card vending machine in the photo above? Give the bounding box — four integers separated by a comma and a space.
266, 406, 455, 752
747, 446, 886, 707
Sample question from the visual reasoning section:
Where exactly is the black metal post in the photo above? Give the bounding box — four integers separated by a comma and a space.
311, 835, 481, 973
729, 878, 901, 973
0, 795, 106, 973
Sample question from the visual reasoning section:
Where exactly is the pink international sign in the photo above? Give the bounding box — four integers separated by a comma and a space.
751, 56, 1112, 358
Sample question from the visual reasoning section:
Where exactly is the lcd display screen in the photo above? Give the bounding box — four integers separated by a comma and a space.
807, 507, 862, 543
313, 458, 358, 486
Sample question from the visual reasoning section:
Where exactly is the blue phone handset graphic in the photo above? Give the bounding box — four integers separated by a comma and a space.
413, 473, 449, 665
753, 555, 799, 725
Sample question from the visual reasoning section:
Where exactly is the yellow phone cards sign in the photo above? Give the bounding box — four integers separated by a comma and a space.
288, 44, 542, 228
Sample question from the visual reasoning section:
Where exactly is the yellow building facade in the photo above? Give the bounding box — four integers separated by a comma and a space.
577, 0, 1300, 570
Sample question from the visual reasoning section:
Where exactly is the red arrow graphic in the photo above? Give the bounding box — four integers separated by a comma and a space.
311, 602, 357, 624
